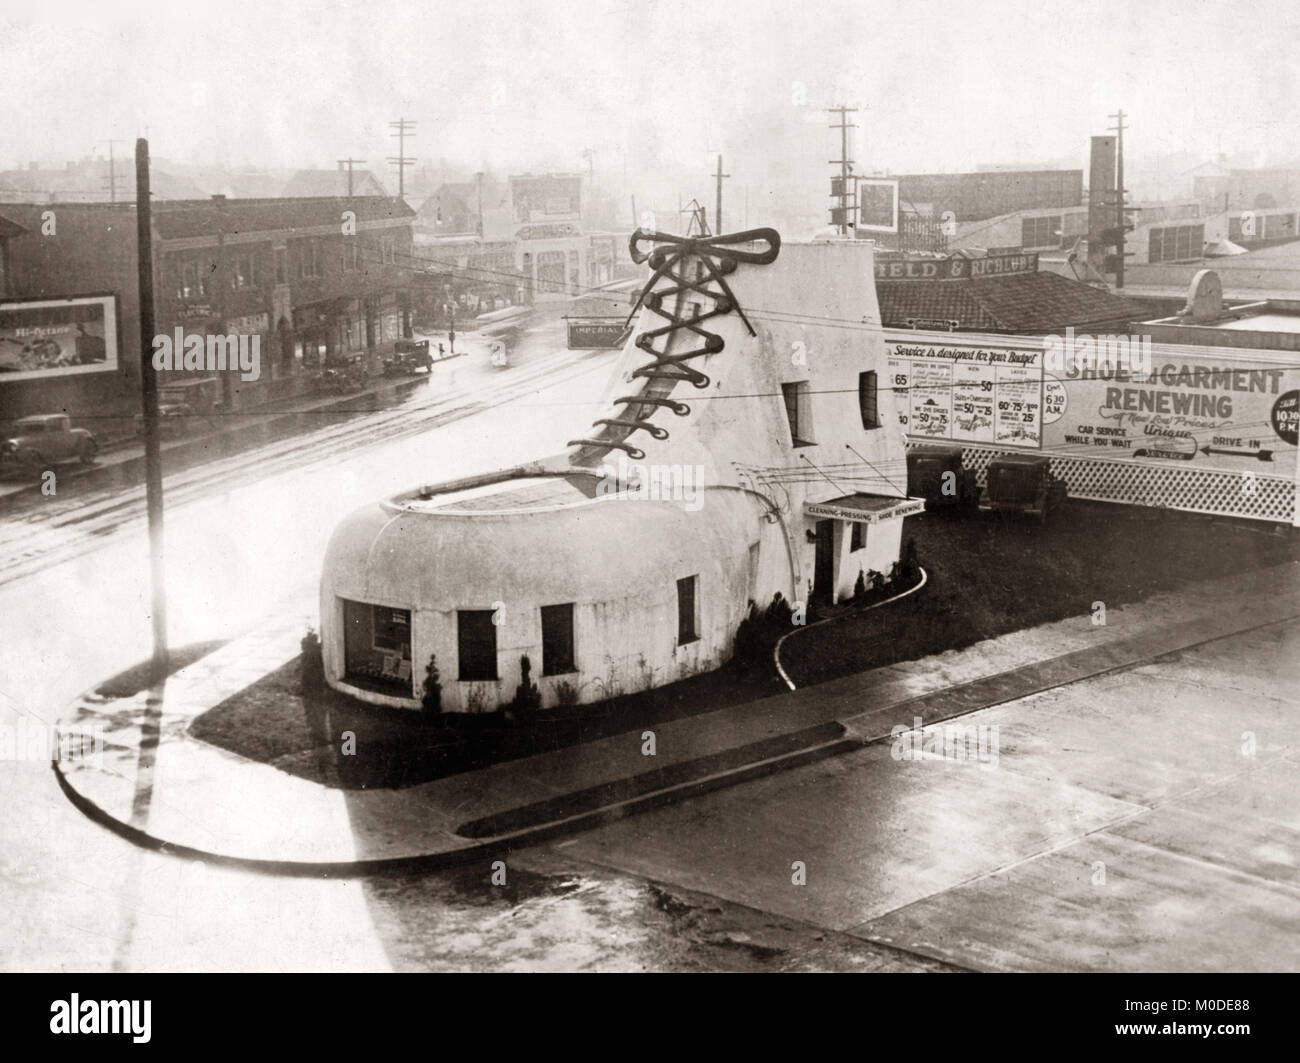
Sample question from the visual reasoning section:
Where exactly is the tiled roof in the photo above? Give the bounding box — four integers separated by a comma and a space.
151, 196, 414, 239
0, 211, 26, 238
878, 270, 1146, 332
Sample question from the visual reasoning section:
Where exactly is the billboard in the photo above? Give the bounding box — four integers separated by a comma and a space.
887, 337, 1044, 447
511, 175, 583, 224
886, 329, 1300, 521
857, 179, 899, 233
0, 295, 118, 383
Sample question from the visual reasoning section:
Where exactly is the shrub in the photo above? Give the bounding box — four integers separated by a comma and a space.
901, 537, 921, 583
421, 654, 442, 715
765, 591, 793, 627
300, 628, 324, 694
853, 570, 867, 604
733, 602, 765, 665
512, 654, 541, 719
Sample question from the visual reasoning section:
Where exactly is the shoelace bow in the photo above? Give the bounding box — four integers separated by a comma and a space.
567, 227, 780, 460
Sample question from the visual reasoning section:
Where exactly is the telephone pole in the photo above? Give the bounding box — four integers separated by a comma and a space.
1109, 108, 1128, 288
134, 138, 168, 678
387, 118, 416, 199
712, 155, 730, 235
827, 105, 859, 234
98, 139, 123, 202
337, 157, 367, 197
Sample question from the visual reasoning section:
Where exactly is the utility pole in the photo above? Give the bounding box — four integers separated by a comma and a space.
1109, 108, 1128, 288
713, 154, 730, 235
98, 139, 123, 202
213, 193, 232, 412
134, 138, 168, 679
107, 140, 119, 203
827, 105, 859, 235
337, 157, 367, 197
387, 118, 416, 199
475, 171, 484, 237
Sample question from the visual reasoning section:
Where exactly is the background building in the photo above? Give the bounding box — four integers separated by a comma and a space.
895, 169, 1084, 223
0, 195, 415, 427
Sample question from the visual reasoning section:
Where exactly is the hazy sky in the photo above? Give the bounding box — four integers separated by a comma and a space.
3, 0, 1295, 212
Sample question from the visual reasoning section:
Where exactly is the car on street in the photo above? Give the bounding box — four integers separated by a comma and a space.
319, 352, 367, 393
134, 378, 223, 436
382, 340, 433, 375
1, 413, 98, 471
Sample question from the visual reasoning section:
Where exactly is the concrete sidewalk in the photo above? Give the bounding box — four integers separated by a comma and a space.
54, 560, 1300, 873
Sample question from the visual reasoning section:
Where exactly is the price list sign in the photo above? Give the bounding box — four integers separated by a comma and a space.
887, 338, 1043, 449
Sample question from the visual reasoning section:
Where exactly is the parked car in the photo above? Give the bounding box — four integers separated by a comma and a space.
1, 413, 97, 470
319, 352, 366, 393
134, 378, 222, 436
906, 444, 979, 510
982, 453, 1068, 524
382, 340, 433, 375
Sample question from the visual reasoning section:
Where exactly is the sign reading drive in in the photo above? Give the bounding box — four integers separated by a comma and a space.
0, 295, 118, 382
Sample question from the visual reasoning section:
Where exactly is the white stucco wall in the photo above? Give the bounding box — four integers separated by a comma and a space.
320, 237, 913, 713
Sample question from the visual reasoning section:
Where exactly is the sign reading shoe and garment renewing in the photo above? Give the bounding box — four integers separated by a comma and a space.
885, 329, 1300, 498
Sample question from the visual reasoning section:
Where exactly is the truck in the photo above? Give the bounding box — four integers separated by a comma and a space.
906, 444, 980, 511
982, 452, 1068, 524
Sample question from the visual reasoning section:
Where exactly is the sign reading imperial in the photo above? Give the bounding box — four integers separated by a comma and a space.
875, 253, 1039, 281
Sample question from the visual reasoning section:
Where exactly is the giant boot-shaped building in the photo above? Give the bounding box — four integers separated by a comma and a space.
320, 229, 919, 712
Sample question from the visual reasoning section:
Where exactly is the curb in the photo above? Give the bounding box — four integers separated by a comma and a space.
52, 721, 858, 878
54, 577, 1300, 876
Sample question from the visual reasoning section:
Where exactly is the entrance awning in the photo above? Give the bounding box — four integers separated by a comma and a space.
804, 494, 925, 523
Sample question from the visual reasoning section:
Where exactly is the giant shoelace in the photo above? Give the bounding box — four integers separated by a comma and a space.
567, 227, 781, 460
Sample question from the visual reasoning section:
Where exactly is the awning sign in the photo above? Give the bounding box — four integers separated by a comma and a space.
805, 498, 926, 522
567, 319, 628, 349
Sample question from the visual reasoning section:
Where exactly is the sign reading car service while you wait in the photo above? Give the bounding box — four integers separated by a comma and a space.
886, 330, 1300, 521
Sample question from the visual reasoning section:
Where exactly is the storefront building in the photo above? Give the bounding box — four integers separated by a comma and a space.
0, 196, 415, 426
